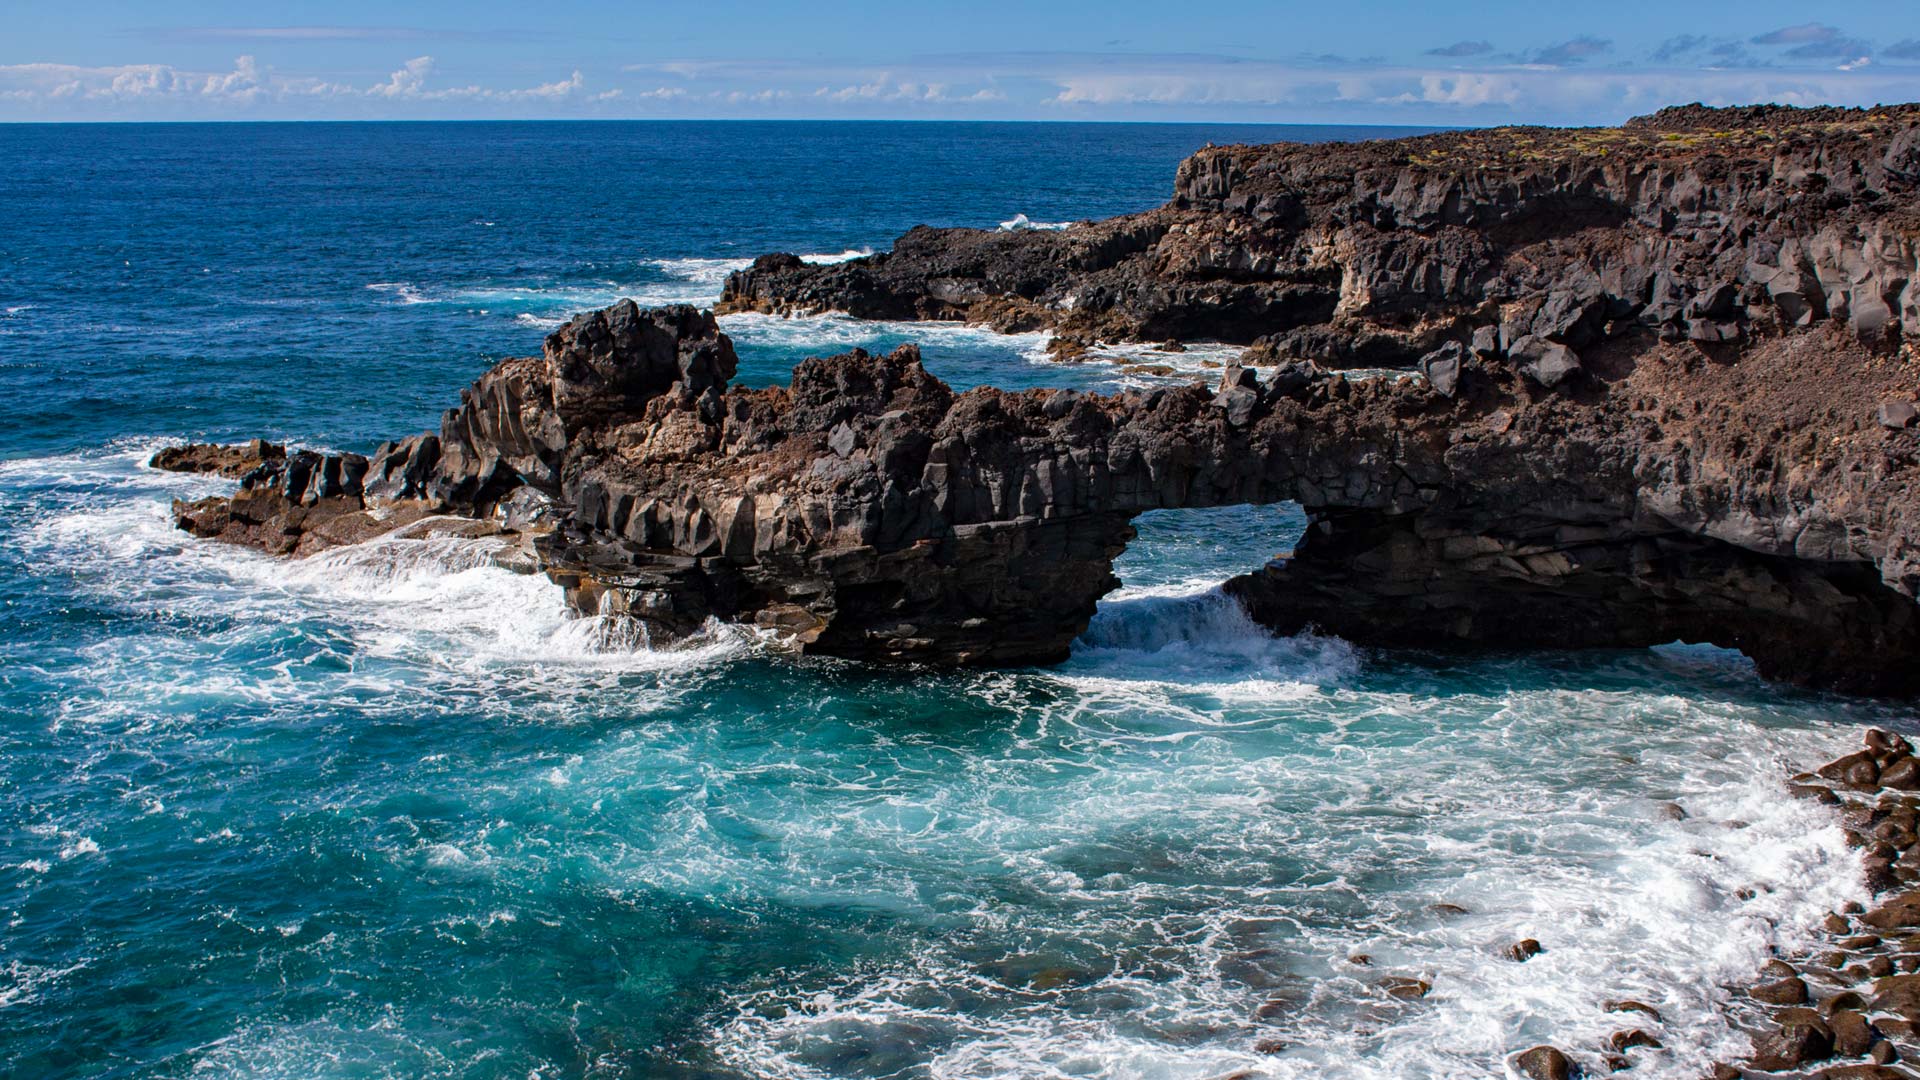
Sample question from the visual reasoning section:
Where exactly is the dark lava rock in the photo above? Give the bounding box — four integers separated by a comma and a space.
1863, 895, 1920, 931
1419, 341, 1464, 397
1868, 729, 1915, 755
1750, 1016, 1834, 1070
1823, 751, 1882, 781
1609, 1029, 1662, 1052
1379, 977, 1431, 1000
1510, 336, 1582, 389
1828, 1009, 1878, 1057
1792, 784, 1843, 804
1604, 1000, 1662, 1022
1822, 991, 1870, 1015
1882, 757, 1920, 790
1870, 973, 1920, 1018
1504, 938, 1544, 962
1513, 1045, 1574, 1080
150, 439, 285, 478
1876, 1018, 1917, 1038
1753, 976, 1810, 1005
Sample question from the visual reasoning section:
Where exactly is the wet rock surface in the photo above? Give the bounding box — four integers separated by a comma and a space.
1715, 730, 1920, 1079
1513, 1045, 1574, 1080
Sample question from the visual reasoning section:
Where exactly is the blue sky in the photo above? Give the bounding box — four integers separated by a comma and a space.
5, 1, 1920, 124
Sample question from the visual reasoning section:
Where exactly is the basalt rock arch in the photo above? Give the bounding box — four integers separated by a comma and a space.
172, 297, 1920, 694
169, 104, 1920, 694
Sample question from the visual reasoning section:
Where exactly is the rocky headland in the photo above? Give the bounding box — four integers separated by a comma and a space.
162, 103, 1920, 694
142, 100, 1920, 1077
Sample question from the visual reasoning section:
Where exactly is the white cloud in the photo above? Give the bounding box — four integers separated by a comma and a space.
2, 43, 1917, 123
812, 78, 1001, 104
1413, 73, 1523, 107
0, 53, 606, 113
367, 55, 433, 98
0, 56, 305, 103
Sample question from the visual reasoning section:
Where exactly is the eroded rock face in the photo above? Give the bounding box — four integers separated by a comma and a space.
163, 105, 1920, 693
719, 104, 1920, 369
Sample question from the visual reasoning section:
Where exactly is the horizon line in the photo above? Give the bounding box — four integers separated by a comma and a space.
0, 115, 1460, 127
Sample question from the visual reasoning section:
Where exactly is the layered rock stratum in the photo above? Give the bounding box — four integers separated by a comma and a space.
165, 104, 1920, 694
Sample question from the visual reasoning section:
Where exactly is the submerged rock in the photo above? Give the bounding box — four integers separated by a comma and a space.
1512, 1045, 1573, 1080
1378, 976, 1431, 1000
1503, 938, 1544, 962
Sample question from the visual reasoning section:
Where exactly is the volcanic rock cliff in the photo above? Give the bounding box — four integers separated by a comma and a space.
167, 104, 1920, 694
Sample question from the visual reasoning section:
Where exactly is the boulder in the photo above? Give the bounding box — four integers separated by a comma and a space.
1752, 976, 1810, 1005
1503, 938, 1543, 962
1212, 366, 1263, 426
1608, 1029, 1662, 1052
1418, 341, 1465, 398
1604, 1000, 1662, 1022
1512, 1046, 1573, 1080
1379, 976, 1431, 999
1864, 897, 1920, 933
1750, 1016, 1833, 1071
1509, 335, 1582, 389
1881, 757, 1920, 790
1828, 1009, 1877, 1057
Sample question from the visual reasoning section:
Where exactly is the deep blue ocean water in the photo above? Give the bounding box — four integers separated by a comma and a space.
0, 121, 1900, 1079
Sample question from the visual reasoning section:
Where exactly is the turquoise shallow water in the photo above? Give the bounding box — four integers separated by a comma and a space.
0, 121, 1905, 1079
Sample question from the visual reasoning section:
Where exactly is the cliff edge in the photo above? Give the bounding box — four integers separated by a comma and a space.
164, 104, 1920, 694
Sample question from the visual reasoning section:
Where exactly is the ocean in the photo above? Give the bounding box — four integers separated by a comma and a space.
0, 120, 1898, 1079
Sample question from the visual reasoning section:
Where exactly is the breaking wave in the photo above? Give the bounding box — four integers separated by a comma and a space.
0, 444, 1887, 1080
999, 213, 1074, 231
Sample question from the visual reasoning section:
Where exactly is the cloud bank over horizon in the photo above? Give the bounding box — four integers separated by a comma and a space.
4, 5, 1920, 124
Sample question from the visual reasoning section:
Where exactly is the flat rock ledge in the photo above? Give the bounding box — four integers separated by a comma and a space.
158, 103, 1920, 694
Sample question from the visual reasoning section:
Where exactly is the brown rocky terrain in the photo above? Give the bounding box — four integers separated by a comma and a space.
159, 103, 1920, 694
719, 103, 1920, 365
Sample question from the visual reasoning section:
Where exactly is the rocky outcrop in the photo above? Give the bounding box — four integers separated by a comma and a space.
719, 103, 1920, 367
1708, 730, 1920, 1077
164, 104, 1920, 694
148, 439, 284, 479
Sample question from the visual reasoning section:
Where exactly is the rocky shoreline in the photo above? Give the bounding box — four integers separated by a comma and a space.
152, 435, 1920, 1072
717, 104, 1920, 366
140, 100, 1920, 1075
162, 102, 1920, 694
1493, 730, 1920, 1080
